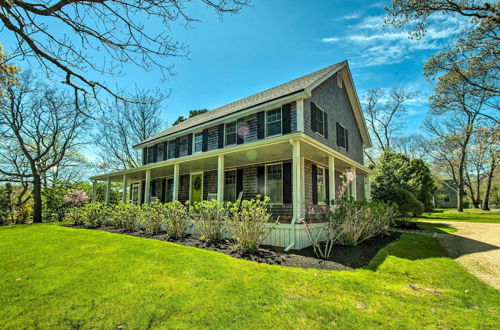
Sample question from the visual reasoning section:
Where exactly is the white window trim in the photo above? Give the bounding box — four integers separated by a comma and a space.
316, 165, 326, 205
193, 132, 203, 154
265, 162, 284, 205
224, 121, 237, 147
265, 106, 283, 138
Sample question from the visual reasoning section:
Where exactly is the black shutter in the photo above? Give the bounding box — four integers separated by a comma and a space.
236, 169, 244, 197
324, 112, 328, 139
336, 123, 341, 147
237, 119, 244, 145
142, 148, 147, 165
218, 124, 224, 149
312, 164, 318, 205
161, 178, 167, 202
345, 129, 349, 151
311, 102, 317, 132
257, 166, 265, 197
202, 129, 208, 152
148, 147, 154, 163
153, 145, 158, 163
257, 111, 265, 139
187, 134, 193, 155
151, 180, 156, 196
141, 181, 146, 204
129, 183, 133, 201
163, 142, 168, 161
282, 104, 292, 134
283, 162, 292, 204
175, 137, 180, 158
325, 169, 330, 203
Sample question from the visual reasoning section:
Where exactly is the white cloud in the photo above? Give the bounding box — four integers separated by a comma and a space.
332, 12, 360, 21
321, 14, 467, 67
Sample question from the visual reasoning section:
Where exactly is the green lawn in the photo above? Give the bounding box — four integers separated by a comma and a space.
416, 208, 500, 224
1, 223, 499, 328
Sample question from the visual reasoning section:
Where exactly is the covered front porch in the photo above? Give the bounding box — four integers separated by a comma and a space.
91, 133, 373, 224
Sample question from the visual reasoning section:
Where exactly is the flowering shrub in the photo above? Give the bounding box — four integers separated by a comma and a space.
163, 201, 191, 238
63, 189, 90, 207
227, 195, 274, 252
193, 199, 230, 243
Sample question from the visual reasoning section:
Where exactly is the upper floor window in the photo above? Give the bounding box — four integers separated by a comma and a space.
225, 121, 237, 146
311, 102, 327, 136
336, 123, 348, 150
224, 170, 237, 202
266, 163, 283, 203
266, 108, 282, 137
194, 132, 203, 153
167, 140, 176, 159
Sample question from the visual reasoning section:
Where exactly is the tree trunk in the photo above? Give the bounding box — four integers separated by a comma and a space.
457, 155, 466, 212
32, 174, 43, 223
482, 155, 496, 211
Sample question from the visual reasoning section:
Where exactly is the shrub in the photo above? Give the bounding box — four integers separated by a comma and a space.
303, 204, 343, 259
192, 199, 230, 243
140, 201, 166, 235
377, 187, 424, 217
227, 196, 274, 252
163, 201, 190, 238
63, 189, 89, 207
83, 202, 109, 228
67, 206, 87, 226
111, 202, 140, 231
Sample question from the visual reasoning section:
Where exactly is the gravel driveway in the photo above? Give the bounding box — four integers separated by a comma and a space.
433, 221, 500, 290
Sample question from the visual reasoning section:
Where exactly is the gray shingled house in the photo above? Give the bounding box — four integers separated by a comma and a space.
90, 61, 373, 249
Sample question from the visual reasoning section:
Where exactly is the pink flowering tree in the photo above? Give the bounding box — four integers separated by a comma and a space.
63, 189, 90, 208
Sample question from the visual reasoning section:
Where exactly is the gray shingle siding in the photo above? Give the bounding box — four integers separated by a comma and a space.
207, 126, 219, 151
203, 170, 218, 200
303, 73, 364, 164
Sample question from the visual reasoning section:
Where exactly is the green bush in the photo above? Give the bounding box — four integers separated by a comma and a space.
377, 187, 424, 217
82, 202, 109, 228
67, 206, 87, 226
140, 201, 166, 235
111, 202, 140, 232
192, 200, 230, 243
163, 201, 190, 238
228, 196, 274, 252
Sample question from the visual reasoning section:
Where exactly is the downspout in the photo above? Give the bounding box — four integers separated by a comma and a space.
285, 138, 297, 252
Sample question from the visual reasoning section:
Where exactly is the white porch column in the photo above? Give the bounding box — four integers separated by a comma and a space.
217, 155, 224, 202
366, 174, 371, 201
292, 140, 302, 220
92, 180, 97, 202
122, 174, 128, 203
144, 169, 151, 203
351, 167, 357, 200
105, 177, 111, 204
173, 163, 180, 201
296, 99, 304, 132
328, 156, 336, 202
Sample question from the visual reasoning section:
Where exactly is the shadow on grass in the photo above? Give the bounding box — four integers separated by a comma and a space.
417, 222, 458, 234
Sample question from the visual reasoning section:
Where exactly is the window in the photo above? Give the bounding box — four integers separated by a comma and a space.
336, 123, 348, 149
266, 108, 282, 137
194, 132, 203, 153
224, 170, 236, 202
443, 194, 450, 203
266, 164, 283, 203
167, 140, 176, 159
225, 121, 237, 146
316, 166, 326, 203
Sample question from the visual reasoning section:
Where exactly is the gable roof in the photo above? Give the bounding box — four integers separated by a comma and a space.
135, 60, 371, 148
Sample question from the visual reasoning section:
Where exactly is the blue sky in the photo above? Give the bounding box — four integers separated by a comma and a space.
129, 0, 465, 133
4, 0, 467, 134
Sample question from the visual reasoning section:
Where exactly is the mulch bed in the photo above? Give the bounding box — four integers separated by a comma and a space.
65, 224, 400, 271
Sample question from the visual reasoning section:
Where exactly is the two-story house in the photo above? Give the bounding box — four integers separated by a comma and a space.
90, 61, 373, 249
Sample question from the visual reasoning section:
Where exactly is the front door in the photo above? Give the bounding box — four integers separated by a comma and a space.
190, 173, 203, 204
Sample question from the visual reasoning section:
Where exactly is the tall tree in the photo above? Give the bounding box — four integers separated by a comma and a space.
172, 109, 209, 126
0, 71, 88, 222
362, 87, 415, 163
93, 90, 165, 171
0, 1, 249, 105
